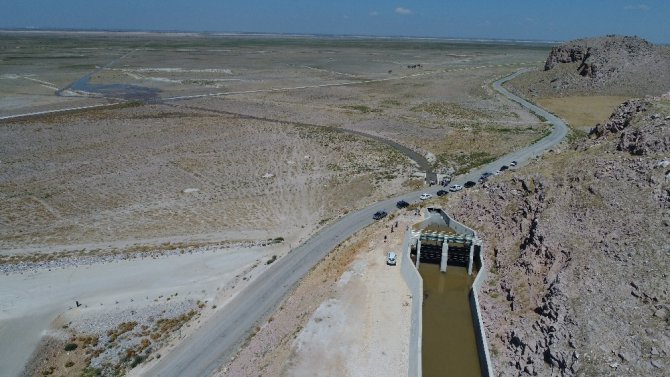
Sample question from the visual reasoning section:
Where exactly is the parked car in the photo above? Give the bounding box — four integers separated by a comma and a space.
464, 180, 476, 188
479, 172, 493, 182
436, 190, 448, 196
396, 200, 409, 209
373, 210, 388, 220
386, 252, 397, 266
419, 193, 432, 200
499, 165, 509, 171
449, 184, 463, 192
510, 160, 517, 167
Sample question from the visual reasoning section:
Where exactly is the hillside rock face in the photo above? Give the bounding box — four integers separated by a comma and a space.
544, 35, 657, 80
446, 98, 670, 376
589, 98, 670, 155
509, 35, 670, 97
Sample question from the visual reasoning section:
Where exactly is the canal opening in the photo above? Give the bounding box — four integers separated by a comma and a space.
419, 264, 481, 377
408, 208, 486, 376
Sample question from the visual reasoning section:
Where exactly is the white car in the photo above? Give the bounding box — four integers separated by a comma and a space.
448, 184, 463, 192
419, 193, 432, 200
386, 252, 397, 266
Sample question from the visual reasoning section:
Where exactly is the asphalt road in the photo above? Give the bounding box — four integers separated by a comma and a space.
142, 69, 569, 377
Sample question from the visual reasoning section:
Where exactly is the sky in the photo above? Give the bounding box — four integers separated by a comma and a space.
1, 0, 668, 43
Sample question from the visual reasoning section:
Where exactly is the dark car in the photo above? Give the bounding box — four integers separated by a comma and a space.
373, 210, 388, 220
464, 180, 476, 188
436, 190, 448, 197
396, 200, 409, 209
479, 172, 493, 182
499, 165, 509, 171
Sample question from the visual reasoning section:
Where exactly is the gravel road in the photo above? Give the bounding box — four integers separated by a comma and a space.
141, 69, 569, 377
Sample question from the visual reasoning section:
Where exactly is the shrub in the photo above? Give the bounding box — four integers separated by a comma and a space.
130, 355, 145, 368
63, 343, 78, 351
80, 367, 102, 377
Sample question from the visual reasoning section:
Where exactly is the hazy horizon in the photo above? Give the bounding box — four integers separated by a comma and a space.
0, 27, 567, 44
1, 0, 668, 44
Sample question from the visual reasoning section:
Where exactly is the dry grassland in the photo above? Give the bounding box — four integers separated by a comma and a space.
536, 96, 631, 130
0, 104, 411, 252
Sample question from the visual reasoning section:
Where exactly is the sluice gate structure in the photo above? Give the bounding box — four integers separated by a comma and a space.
400, 207, 493, 377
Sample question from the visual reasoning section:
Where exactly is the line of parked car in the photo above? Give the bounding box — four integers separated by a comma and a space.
375, 161, 519, 268
371, 160, 518, 221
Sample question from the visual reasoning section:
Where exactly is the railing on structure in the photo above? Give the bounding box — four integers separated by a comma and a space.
400, 229, 422, 377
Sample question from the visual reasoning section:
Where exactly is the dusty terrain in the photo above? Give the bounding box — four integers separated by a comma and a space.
3, 241, 287, 377
0, 104, 410, 252
215, 211, 415, 377
0, 32, 553, 376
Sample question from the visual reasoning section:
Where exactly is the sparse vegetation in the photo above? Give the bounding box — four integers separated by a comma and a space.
381, 99, 402, 107
63, 343, 78, 351
341, 104, 381, 113
450, 151, 497, 175
412, 102, 492, 120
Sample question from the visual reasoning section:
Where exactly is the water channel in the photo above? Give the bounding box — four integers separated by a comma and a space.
419, 263, 481, 377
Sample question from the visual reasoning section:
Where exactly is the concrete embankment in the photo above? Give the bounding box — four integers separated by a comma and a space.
400, 229, 423, 377
470, 245, 493, 377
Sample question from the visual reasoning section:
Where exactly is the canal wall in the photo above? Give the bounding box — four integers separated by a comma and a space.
401, 229, 423, 377
432, 208, 494, 376
470, 245, 494, 377
435, 209, 476, 237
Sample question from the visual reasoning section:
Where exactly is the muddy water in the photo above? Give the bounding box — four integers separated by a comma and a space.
419, 264, 481, 377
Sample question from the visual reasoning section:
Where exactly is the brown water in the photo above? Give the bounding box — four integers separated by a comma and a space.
419, 264, 481, 377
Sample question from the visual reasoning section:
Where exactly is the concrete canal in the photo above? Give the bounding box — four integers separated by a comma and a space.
407, 208, 488, 376
419, 264, 481, 376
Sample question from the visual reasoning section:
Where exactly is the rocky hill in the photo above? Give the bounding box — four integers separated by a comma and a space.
444, 97, 670, 376
510, 35, 670, 97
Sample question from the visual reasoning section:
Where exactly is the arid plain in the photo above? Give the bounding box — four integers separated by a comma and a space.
0, 32, 555, 376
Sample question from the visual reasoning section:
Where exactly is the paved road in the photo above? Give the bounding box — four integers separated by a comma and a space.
142, 69, 569, 377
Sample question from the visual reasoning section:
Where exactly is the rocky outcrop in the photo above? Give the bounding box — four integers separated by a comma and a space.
544, 35, 657, 80
589, 99, 646, 138
510, 35, 670, 98
457, 177, 578, 376
544, 44, 588, 71
446, 97, 670, 376
589, 99, 670, 155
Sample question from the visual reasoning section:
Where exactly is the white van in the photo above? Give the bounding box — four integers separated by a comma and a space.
386, 252, 397, 266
